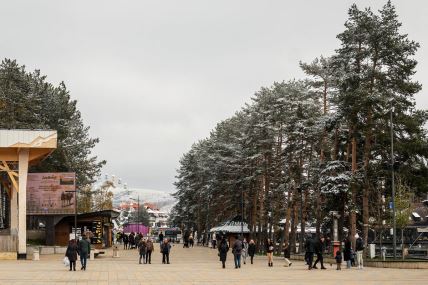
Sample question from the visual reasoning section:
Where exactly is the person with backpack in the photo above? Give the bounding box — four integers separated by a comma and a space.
78, 234, 91, 271
232, 236, 243, 269
160, 238, 171, 264
355, 234, 365, 269
145, 238, 154, 264
218, 236, 229, 269
248, 239, 256, 264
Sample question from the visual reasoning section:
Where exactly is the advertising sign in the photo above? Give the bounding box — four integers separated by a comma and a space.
26, 173, 76, 214
92, 221, 103, 244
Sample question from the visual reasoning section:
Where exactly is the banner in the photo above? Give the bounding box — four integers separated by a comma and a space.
26, 173, 76, 214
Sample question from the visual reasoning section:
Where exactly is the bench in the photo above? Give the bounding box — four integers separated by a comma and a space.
91, 249, 105, 259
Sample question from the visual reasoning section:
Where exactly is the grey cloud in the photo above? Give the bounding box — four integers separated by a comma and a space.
1, 0, 426, 191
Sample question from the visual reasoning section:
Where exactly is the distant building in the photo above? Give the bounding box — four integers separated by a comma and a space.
144, 203, 169, 228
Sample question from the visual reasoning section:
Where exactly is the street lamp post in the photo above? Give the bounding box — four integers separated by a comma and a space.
65, 189, 77, 241
390, 103, 397, 259
138, 195, 140, 230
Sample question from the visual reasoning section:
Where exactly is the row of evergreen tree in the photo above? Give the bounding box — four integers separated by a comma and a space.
0, 59, 105, 202
171, 2, 428, 252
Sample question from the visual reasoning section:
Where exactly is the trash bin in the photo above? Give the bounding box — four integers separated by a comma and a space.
113, 245, 119, 258
33, 248, 40, 261
381, 246, 386, 261
369, 244, 375, 259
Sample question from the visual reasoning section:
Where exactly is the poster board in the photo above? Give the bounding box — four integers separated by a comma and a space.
26, 173, 76, 214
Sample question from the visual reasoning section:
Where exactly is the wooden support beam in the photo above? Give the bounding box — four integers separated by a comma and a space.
1, 161, 19, 193
0, 165, 18, 177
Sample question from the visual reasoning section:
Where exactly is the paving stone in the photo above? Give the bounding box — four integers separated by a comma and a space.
0, 244, 426, 284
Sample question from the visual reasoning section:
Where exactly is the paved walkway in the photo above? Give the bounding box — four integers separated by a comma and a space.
0, 244, 426, 284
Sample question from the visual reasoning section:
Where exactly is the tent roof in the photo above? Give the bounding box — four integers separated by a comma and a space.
210, 216, 250, 233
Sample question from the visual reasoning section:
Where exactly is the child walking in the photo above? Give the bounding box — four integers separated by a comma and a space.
335, 250, 342, 270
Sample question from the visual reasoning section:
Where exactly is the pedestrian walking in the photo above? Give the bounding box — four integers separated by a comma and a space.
248, 239, 256, 265
343, 236, 352, 269
138, 238, 147, 264
78, 234, 91, 271
232, 236, 243, 269
242, 238, 248, 265
218, 236, 229, 269
129, 232, 135, 249
355, 234, 365, 269
312, 235, 326, 269
183, 231, 189, 248
135, 233, 141, 249
161, 238, 171, 264
116, 232, 122, 244
65, 239, 78, 271
146, 238, 153, 264
158, 232, 164, 245
212, 233, 217, 249
189, 234, 194, 247
335, 250, 342, 270
304, 235, 315, 270
283, 243, 292, 267
266, 239, 274, 267
123, 234, 129, 250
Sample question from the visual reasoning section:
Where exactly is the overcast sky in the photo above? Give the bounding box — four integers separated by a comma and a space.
1, 0, 427, 192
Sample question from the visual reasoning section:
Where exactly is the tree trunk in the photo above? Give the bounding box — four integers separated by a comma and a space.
350, 136, 357, 249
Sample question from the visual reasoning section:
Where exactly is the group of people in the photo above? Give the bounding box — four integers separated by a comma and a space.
68, 230, 365, 271
218, 236, 288, 269
336, 234, 365, 270
304, 233, 365, 271
183, 232, 194, 248
304, 235, 327, 270
136, 236, 155, 264
116, 232, 146, 250
65, 234, 91, 271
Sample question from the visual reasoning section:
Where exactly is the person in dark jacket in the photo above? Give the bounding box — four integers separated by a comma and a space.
129, 232, 135, 249
343, 237, 352, 269
145, 238, 154, 264
304, 236, 315, 270
335, 250, 342, 270
158, 232, 164, 245
218, 237, 229, 269
355, 234, 364, 269
283, 243, 292, 267
78, 234, 91, 271
65, 239, 78, 271
232, 236, 243, 269
266, 239, 274, 267
160, 238, 171, 264
248, 239, 256, 265
138, 238, 147, 264
123, 234, 129, 250
312, 236, 326, 269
